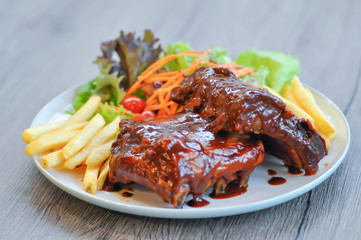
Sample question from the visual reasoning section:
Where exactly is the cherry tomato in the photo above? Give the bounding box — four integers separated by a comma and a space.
131, 110, 156, 120
140, 110, 156, 119
121, 96, 146, 113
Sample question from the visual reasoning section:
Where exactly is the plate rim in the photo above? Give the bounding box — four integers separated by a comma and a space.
30, 85, 351, 219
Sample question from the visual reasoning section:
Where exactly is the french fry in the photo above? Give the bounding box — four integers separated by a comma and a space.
283, 80, 332, 149
85, 140, 114, 167
261, 85, 314, 125
83, 163, 102, 194
285, 85, 316, 104
290, 76, 337, 141
25, 130, 79, 156
22, 120, 66, 144
41, 122, 88, 139
97, 159, 109, 190
62, 114, 105, 159
63, 95, 101, 126
23, 121, 88, 144
282, 84, 299, 104
63, 117, 119, 169
55, 121, 88, 132
99, 158, 108, 172
41, 150, 65, 168
305, 87, 316, 104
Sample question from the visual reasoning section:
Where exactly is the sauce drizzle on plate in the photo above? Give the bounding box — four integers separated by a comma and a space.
187, 197, 210, 208
268, 177, 286, 185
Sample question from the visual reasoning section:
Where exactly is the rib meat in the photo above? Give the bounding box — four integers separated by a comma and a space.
171, 66, 327, 175
109, 113, 264, 208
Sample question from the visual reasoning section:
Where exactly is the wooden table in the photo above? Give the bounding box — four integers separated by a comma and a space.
2, 0, 360, 239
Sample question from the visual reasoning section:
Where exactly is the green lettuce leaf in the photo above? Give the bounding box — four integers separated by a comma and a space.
236, 49, 300, 93
161, 43, 232, 71
95, 66, 125, 105
209, 46, 231, 64
71, 80, 96, 113
68, 66, 132, 123
162, 42, 194, 71
95, 103, 135, 124
72, 65, 125, 112
242, 65, 269, 87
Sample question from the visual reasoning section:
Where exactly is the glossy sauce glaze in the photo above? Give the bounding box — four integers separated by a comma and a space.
267, 169, 277, 176
209, 182, 247, 199
121, 192, 133, 198
101, 178, 123, 192
268, 177, 287, 185
287, 166, 303, 175
187, 197, 210, 208
109, 112, 264, 208
171, 66, 327, 175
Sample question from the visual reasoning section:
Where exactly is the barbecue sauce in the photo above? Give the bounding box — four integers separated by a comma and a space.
171, 66, 327, 176
121, 192, 133, 198
109, 112, 264, 208
101, 178, 123, 192
287, 167, 303, 175
210, 182, 247, 199
268, 169, 277, 176
268, 177, 286, 185
187, 196, 210, 208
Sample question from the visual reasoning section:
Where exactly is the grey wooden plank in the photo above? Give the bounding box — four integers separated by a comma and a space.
1, 0, 361, 239
297, 62, 361, 240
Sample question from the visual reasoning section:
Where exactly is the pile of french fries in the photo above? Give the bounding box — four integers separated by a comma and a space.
22, 95, 119, 194
261, 76, 336, 149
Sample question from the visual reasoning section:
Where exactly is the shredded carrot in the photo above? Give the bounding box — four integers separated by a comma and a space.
203, 61, 219, 67
125, 49, 255, 116
247, 82, 257, 88
219, 62, 239, 68
157, 109, 167, 116
233, 67, 255, 76
139, 53, 198, 80
151, 71, 180, 77
147, 102, 173, 110
151, 87, 174, 94
144, 77, 176, 83
158, 92, 165, 106
170, 102, 178, 113
147, 98, 158, 106
163, 106, 172, 115
164, 91, 171, 102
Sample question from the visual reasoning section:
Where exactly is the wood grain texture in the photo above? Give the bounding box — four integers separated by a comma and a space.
1, 0, 360, 239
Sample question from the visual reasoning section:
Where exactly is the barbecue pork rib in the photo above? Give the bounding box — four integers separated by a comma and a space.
109, 113, 264, 208
171, 67, 327, 175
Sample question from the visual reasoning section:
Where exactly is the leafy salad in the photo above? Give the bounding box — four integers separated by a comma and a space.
68, 29, 301, 123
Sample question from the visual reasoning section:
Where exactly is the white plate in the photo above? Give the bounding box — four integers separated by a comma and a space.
31, 86, 350, 219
